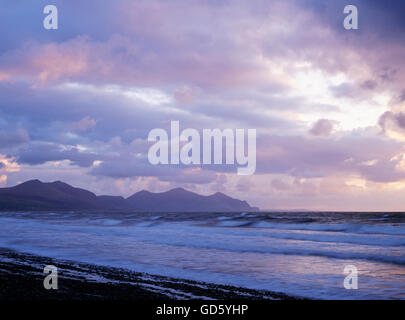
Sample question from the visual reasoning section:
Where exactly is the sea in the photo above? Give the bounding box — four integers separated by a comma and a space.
0, 211, 404, 299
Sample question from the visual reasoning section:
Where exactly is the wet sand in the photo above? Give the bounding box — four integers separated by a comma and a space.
0, 248, 301, 300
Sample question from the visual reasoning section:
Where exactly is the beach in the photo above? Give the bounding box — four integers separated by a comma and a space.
0, 248, 298, 300
0, 211, 404, 300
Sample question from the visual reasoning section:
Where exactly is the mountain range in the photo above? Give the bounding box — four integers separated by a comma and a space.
0, 180, 259, 212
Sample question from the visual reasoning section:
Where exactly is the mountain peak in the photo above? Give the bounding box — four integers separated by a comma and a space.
0, 180, 259, 212
52, 180, 65, 185
21, 179, 42, 185
133, 189, 152, 195
126, 186, 257, 212
165, 187, 189, 194
171, 187, 186, 191
213, 191, 226, 196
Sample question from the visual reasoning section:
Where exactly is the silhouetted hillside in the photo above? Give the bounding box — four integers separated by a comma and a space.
0, 180, 259, 212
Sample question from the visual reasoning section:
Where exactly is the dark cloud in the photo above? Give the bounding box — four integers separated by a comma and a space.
255, 133, 405, 183
309, 119, 335, 137
16, 143, 99, 167
90, 157, 218, 184
357, 156, 405, 183
398, 89, 405, 103
89, 129, 405, 184
379, 111, 405, 132
360, 80, 378, 90
1, 0, 405, 208
297, 0, 405, 42
0, 129, 29, 149
271, 179, 290, 191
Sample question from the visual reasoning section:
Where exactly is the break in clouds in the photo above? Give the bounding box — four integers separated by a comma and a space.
1, 0, 405, 210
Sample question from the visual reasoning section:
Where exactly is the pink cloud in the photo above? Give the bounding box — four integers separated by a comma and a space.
174, 86, 200, 105
71, 116, 97, 131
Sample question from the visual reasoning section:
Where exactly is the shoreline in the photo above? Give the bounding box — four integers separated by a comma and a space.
0, 248, 303, 300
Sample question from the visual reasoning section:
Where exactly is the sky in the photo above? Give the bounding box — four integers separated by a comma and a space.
1, 0, 405, 210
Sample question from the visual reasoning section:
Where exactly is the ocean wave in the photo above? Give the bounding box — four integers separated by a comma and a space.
243, 221, 405, 236
216, 227, 405, 247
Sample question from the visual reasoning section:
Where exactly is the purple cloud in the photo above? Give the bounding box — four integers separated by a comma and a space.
309, 119, 335, 137
1, 0, 405, 209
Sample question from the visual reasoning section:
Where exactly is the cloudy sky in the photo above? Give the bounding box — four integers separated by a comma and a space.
1, 0, 405, 210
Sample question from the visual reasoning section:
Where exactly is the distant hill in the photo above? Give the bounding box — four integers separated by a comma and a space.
126, 188, 256, 212
0, 180, 259, 212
